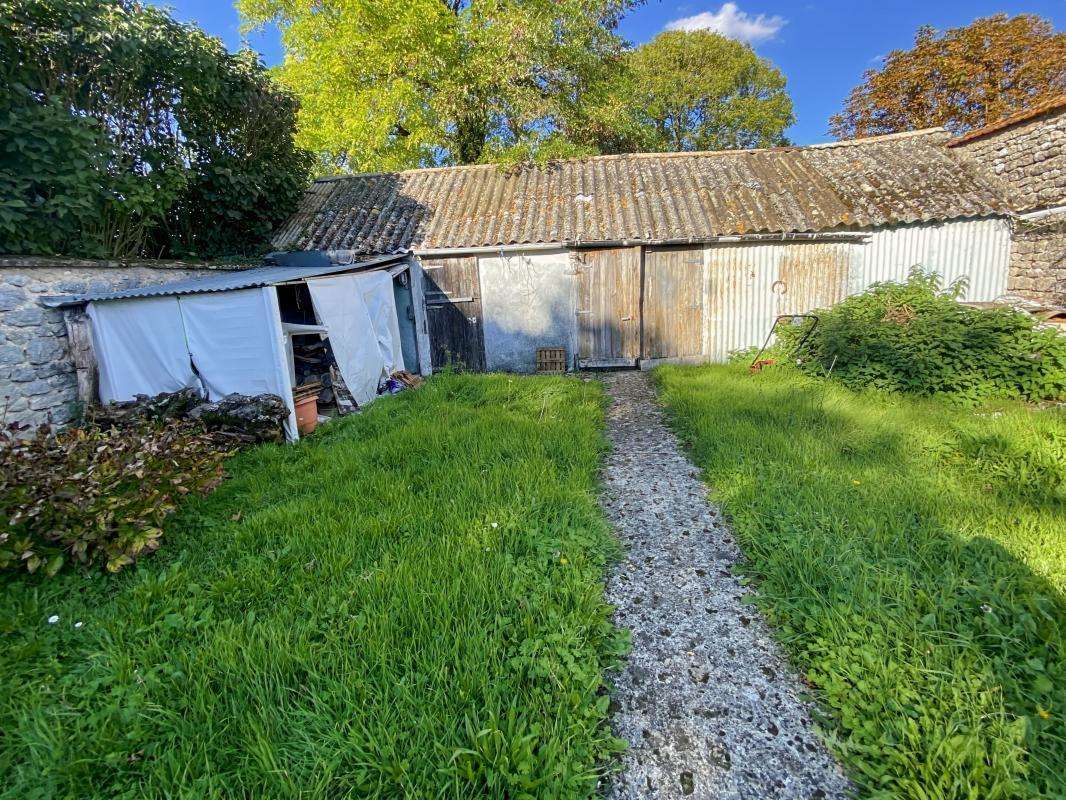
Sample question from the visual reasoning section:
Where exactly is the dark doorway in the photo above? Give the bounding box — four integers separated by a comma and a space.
422, 256, 486, 371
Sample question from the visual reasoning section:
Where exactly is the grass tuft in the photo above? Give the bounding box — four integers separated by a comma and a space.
654, 363, 1064, 800
0, 373, 625, 799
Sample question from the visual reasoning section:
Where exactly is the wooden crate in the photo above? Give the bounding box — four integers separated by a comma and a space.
536, 347, 567, 374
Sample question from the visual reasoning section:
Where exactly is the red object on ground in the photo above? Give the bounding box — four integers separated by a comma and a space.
749, 359, 776, 373
294, 394, 319, 435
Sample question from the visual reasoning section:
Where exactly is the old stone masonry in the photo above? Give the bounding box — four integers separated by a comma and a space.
599, 371, 851, 800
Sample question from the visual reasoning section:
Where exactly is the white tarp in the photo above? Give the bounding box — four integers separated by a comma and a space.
87, 288, 298, 441
179, 288, 298, 440
354, 271, 405, 376
87, 296, 200, 404
306, 271, 403, 406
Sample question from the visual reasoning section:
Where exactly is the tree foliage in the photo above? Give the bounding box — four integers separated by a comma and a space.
0, 0, 312, 260
568, 30, 793, 153
239, 0, 638, 171
830, 14, 1066, 139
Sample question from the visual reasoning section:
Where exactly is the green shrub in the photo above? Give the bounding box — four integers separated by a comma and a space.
778, 269, 1066, 403
0, 418, 234, 576
0, 0, 312, 259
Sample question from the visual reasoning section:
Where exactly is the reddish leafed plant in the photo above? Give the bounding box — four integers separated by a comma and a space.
1, 417, 235, 576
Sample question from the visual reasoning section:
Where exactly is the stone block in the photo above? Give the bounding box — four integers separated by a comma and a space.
6, 366, 36, 382
4, 396, 30, 413
0, 344, 23, 365
0, 288, 24, 312
26, 337, 65, 365
4, 306, 45, 327
4, 274, 30, 287
20, 379, 52, 396
29, 393, 62, 411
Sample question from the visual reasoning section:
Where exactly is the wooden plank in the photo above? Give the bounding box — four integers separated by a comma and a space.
643, 245, 704, 358
575, 247, 641, 363
422, 256, 486, 371
63, 309, 98, 406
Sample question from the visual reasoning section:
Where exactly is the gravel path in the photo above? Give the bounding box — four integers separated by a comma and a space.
598, 371, 851, 800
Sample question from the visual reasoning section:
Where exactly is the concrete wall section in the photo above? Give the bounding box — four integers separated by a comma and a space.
477, 249, 576, 372
0, 263, 232, 428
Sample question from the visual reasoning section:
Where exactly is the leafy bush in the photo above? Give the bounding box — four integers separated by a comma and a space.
0, 0, 312, 260
778, 269, 1066, 403
0, 418, 234, 576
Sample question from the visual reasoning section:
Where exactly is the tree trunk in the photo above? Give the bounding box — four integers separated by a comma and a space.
453, 113, 488, 164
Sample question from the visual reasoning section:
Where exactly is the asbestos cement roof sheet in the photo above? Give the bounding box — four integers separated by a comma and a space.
273, 129, 1013, 254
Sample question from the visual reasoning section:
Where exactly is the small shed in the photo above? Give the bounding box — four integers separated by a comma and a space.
44, 255, 425, 440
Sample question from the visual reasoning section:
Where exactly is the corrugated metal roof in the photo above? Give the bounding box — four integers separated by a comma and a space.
42, 255, 405, 307
273, 129, 1013, 254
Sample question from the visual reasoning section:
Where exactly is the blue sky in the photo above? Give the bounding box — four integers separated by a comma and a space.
152, 0, 1063, 145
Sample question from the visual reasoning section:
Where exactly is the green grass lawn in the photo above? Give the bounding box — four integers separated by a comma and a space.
0, 374, 624, 799
654, 364, 1065, 799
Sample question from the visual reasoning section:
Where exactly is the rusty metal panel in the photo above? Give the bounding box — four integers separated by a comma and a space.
575, 247, 641, 366
706, 245, 781, 361
643, 245, 704, 358
705, 242, 854, 361
857, 218, 1011, 301
422, 256, 486, 371
274, 131, 1011, 253
775, 243, 852, 314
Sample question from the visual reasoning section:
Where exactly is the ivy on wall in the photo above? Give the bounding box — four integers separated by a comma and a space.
0, 0, 312, 260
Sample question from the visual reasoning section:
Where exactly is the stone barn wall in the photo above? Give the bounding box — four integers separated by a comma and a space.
950, 99, 1066, 304
0, 260, 241, 428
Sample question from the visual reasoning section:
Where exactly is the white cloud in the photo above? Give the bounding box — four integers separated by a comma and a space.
666, 3, 786, 44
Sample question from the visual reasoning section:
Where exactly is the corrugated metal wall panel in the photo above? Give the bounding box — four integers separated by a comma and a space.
704, 242, 853, 361
857, 217, 1011, 300
699, 219, 1010, 362
704, 244, 782, 361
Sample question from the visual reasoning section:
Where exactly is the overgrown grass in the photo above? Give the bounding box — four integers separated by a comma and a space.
0, 374, 625, 799
654, 364, 1064, 800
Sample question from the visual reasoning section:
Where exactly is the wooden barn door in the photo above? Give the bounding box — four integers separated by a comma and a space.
575, 247, 641, 368
422, 256, 486, 371
643, 245, 704, 359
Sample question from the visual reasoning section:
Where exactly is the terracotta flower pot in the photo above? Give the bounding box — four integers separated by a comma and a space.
294, 393, 319, 435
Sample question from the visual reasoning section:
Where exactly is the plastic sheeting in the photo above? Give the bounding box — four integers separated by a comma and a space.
87, 288, 298, 441
179, 288, 298, 440
355, 271, 404, 375
87, 296, 200, 404
306, 272, 403, 406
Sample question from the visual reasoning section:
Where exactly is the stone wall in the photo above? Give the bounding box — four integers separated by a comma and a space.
1006, 212, 1066, 305
951, 104, 1065, 213
0, 260, 241, 428
950, 102, 1065, 304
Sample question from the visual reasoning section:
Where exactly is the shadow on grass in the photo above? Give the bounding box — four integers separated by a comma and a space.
654, 364, 1064, 799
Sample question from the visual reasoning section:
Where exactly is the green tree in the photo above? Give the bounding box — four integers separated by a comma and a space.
830, 14, 1066, 138
568, 30, 794, 153
238, 0, 638, 171
0, 0, 311, 259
